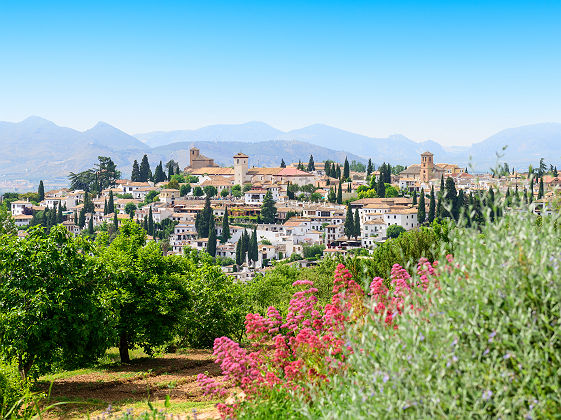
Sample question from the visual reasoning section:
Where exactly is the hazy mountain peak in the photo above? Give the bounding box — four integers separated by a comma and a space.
21, 115, 56, 126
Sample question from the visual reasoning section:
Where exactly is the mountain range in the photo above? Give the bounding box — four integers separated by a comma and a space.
1, 116, 560, 190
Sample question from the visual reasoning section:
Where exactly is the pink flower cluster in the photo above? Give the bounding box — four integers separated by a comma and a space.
198, 259, 443, 418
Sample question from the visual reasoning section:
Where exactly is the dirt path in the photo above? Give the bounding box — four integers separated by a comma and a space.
38, 350, 227, 419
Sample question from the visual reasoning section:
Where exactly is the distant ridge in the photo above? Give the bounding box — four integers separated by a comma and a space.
1, 117, 560, 187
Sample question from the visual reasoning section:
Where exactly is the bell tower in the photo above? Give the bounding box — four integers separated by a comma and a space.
233, 152, 249, 186
420, 151, 434, 183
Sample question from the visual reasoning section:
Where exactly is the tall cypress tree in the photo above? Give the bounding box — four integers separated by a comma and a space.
74, 210, 78, 226
79, 208, 86, 228
336, 165, 341, 180
57, 202, 63, 224
221, 207, 231, 243
148, 206, 154, 236
104, 198, 108, 215
344, 204, 354, 238
108, 190, 115, 214
307, 155, 315, 172
366, 159, 373, 179
88, 214, 94, 235
197, 195, 213, 238
113, 211, 118, 229
153, 161, 166, 183
249, 227, 258, 262
418, 188, 426, 224
38, 180, 45, 202
235, 239, 243, 265
440, 175, 445, 194
343, 157, 350, 180
49, 204, 57, 227
337, 180, 343, 204
139, 155, 152, 182
328, 187, 336, 203
376, 174, 385, 198
538, 177, 544, 199
260, 191, 277, 224
412, 190, 417, 205
353, 208, 360, 239
207, 221, 217, 257
131, 160, 140, 182
428, 186, 436, 223
444, 177, 458, 220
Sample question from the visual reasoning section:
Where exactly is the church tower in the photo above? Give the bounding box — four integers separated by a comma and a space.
420, 151, 434, 183
233, 152, 249, 186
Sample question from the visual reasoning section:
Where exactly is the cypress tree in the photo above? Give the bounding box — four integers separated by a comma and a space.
307, 155, 315, 172
57, 202, 63, 224
328, 187, 336, 203
88, 214, 94, 234
260, 191, 277, 224
444, 177, 458, 220
249, 227, 258, 262
221, 207, 231, 243
353, 208, 360, 239
235, 239, 243, 265
523, 188, 528, 204
343, 157, 350, 180
336, 165, 341, 180
113, 211, 118, 229
207, 223, 217, 257
131, 160, 140, 182
412, 190, 417, 205
167, 164, 174, 180
79, 208, 86, 228
418, 189, 426, 224
280, 159, 286, 168
104, 198, 108, 215
428, 186, 436, 223
376, 174, 385, 198
538, 177, 544, 199
139, 155, 152, 182
366, 159, 373, 179
49, 204, 57, 227
440, 175, 445, 194
38, 180, 45, 202
108, 190, 115, 214
153, 161, 166, 183
337, 180, 343, 204
198, 195, 213, 237
143, 216, 148, 232
148, 206, 154, 236
74, 210, 78, 225
344, 204, 354, 238
529, 176, 534, 198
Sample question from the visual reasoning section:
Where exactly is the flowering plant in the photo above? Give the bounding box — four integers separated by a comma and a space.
198, 259, 442, 418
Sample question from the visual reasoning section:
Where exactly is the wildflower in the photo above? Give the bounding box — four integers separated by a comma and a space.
482, 390, 493, 401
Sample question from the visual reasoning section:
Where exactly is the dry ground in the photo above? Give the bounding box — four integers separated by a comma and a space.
36, 349, 229, 419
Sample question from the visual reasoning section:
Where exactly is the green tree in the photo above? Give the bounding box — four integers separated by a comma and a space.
108, 190, 115, 214
0, 207, 16, 236
193, 186, 204, 197
235, 239, 243, 265
131, 160, 140, 182
0, 226, 110, 377
428, 186, 436, 223
328, 187, 336, 203
260, 191, 277, 224
180, 183, 191, 197
344, 204, 354, 238
376, 175, 385, 198
88, 214, 94, 234
412, 190, 417, 205
148, 206, 154, 236
366, 159, 373, 179
104, 198, 108, 215
139, 154, 152, 182
113, 211, 119, 229
386, 224, 406, 238
197, 195, 213, 238
221, 188, 229, 198
57, 201, 63, 223
343, 157, 350, 180
38, 180, 45, 202
207, 222, 217, 257
153, 161, 166, 183
307, 155, 315, 172
204, 185, 218, 198
249, 227, 258, 262
418, 188, 426, 224
78, 208, 86, 228
337, 180, 343, 204
95, 156, 121, 189
353, 208, 361, 239
538, 177, 544, 199
221, 207, 231, 243
98, 221, 189, 363
124, 202, 137, 219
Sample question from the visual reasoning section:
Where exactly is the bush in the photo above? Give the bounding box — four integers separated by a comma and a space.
244, 210, 561, 418
0, 359, 28, 413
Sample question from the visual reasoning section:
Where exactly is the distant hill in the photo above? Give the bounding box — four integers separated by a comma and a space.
1, 117, 560, 190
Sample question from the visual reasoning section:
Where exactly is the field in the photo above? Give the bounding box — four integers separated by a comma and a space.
36, 349, 225, 419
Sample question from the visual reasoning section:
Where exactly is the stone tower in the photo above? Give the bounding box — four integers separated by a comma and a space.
420, 151, 434, 183
233, 152, 249, 186
190, 147, 200, 167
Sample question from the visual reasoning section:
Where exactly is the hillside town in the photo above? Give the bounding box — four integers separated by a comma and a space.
4, 147, 558, 280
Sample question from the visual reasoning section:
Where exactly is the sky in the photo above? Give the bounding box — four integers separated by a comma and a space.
0, 0, 560, 146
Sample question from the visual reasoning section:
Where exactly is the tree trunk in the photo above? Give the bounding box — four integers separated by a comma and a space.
119, 332, 130, 363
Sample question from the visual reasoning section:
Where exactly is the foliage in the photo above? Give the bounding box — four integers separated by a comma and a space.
302, 244, 325, 260
179, 250, 249, 347
124, 202, 137, 218
69, 156, 120, 192
0, 359, 29, 413
97, 221, 189, 363
260, 191, 277, 224
0, 226, 110, 378
204, 185, 218, 198
0, 207, 16, 236
386, 224, 405, 238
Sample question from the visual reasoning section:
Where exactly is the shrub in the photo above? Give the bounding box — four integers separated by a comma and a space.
0, 359, 28, 413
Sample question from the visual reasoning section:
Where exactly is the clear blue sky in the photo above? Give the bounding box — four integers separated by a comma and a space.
0, 1, 559, 146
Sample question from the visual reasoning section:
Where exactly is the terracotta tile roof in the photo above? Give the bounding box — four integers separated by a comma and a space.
276, 167, 313, 177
